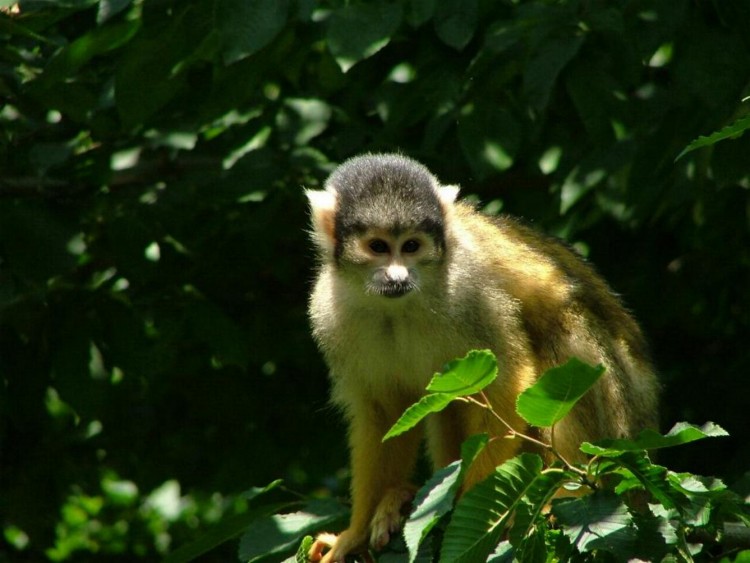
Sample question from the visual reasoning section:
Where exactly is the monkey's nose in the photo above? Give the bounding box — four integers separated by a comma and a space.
385, 264, 409, 282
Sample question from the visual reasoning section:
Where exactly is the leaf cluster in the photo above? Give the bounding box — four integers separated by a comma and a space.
235, 352, 749, 563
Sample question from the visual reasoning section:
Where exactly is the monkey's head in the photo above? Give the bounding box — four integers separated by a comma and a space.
307, 154, 459, 299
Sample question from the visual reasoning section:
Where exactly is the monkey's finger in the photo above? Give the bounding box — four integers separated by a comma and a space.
308, 533, 338, 562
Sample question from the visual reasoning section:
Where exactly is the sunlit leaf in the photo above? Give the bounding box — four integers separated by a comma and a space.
426, 350, 497, 395
42, 20, 140, 81
382, 392, 454, 441
217, 0, 290, 64
97, 0, 133, 23
458, 103, 521, 179
384, 351, 497, 440
440, 454, 543, 563
610, 452, 680, 510
580, 422, 729, 456
164, 480, 289, 563
294, 536, 315, 563
238, 499, 349, 562
553, 492, 637, 555
676, 112, 750, 161
516, 358, 605, 428
404, 434, 489, 561
509, 469, 571, 546
327, 3, 402, 72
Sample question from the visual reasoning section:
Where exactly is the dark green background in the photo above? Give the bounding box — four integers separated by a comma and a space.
1, 0, 748, 560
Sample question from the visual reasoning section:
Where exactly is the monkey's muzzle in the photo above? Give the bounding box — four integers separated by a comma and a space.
379, 280, 415, 298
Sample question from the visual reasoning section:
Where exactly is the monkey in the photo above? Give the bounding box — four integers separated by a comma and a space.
305, 153, 659, 562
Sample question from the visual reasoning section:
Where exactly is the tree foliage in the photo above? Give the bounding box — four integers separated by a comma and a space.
247, 353, 750, 562
1, 0, 749, 561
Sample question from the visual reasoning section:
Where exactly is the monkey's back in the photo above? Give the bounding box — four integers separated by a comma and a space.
447, 203, 660, 449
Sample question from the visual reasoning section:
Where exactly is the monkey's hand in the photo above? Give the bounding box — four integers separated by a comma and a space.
308, 487, 415, 562
369, 486, 416, 550
308, 530, 373, 563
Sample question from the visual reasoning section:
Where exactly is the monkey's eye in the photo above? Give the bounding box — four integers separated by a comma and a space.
368, 239, 390, 254
401, 239, 421, 254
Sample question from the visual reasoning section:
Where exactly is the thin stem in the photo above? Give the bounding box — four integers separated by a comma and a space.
459, 392, 588, 478
459, 394, 550, 450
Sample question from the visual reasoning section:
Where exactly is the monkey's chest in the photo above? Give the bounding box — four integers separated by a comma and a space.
329, 309, 468, 397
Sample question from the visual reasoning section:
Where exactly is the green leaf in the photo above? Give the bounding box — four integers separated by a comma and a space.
565, 62, 616, 145
440, 453, 543, 563
327, 2, 402, 72
486, 541, 514, 562
163, 480, 287, 563
404, 434, 489, 561
426, 350, 498, 394
482, 20, 524, 53
167, 508, 298, 563
675, 112, 750, 161
405, 0, 435, 27
580, 422, 729, 456
509, 469, 571, 546
384, 351, 498, 440
97, 0, 133, 23
405, 462, 462, 561
514, 527, 547, 563
633, 505, 679, 558
382, 393, 454, 441
458, 103, 522, 179
434, 0, 478, 50
115, 30, 188, 129
41, 19, 140, 83
553, 492, 637, 556
242, 479, 285, 503
0, 11, 60, 44
217, 0, 290, 64
294, 536, 315, 563
610, 452, 681, 510
523, 32, 584, 110
238, 499, 349, 562
185, 300, 251, 368
516, 358, 605, 428
278, 98, 332, 146
668, 472, 728, 499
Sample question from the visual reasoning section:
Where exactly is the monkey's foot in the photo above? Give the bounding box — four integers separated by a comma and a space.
369, 486, 416, 550
308, 530, 373, 563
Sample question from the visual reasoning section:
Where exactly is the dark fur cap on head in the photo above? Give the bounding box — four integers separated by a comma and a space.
324, 154, 447, 254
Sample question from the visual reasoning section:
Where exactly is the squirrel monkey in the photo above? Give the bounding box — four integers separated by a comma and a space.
306, 154, 659, 562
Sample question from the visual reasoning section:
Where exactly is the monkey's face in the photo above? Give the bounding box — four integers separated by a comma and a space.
339, 228, 443, 299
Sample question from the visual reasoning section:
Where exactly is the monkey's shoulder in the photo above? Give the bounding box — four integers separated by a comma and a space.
450, 204, 645, 344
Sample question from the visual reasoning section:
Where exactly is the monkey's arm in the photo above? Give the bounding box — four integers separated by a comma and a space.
310, 398, 422, 563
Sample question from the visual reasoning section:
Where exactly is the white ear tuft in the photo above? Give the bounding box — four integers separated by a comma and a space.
437, 184, 460, 205
305, 188, 337, 258
305, 188, 337, 213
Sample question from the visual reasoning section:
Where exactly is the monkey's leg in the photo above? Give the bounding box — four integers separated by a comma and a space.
424, 403, 464, 469
310, 401, 422, 563
369, 484, 417, 550
460, 384, 529, 491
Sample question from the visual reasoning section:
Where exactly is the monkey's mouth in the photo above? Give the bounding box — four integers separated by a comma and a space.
378, 281, 415, 298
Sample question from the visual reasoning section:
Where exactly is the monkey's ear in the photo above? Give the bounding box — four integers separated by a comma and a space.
306, 189, 337, 257
437, 184, 460, 206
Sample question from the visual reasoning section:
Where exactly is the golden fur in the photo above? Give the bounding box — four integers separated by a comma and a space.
306, 154, 659, 562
